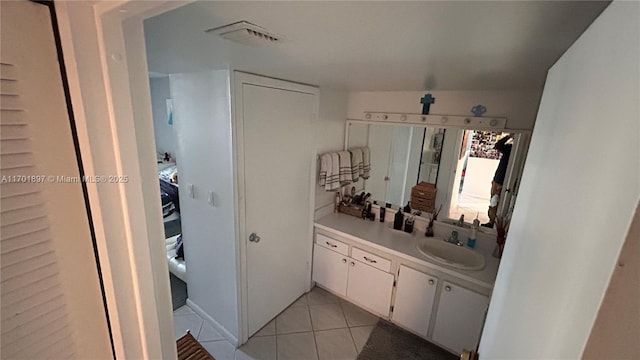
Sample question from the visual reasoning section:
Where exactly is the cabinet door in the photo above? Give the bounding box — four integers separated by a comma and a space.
432, 281, 489, 355
392, 266, 438, 337
312, 244, 348, 296
346, 259, 394, 316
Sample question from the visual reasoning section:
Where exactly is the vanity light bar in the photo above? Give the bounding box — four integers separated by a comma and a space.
362, 112, 507, 129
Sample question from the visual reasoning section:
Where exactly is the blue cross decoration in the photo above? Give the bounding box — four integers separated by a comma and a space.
420, 93, 435, 115
471, 104, 487, 117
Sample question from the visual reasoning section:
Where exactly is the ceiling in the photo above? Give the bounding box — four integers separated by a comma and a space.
144, 1, 609, 91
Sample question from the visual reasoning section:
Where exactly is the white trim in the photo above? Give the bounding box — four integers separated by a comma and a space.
232, 71, 319, 344
186, 299, 239, 347
55, 1, 186, 358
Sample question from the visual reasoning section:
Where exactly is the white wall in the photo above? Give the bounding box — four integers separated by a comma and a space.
348, 90, 541, 130
479, 2, 639, 358
314, 88, 348, 216
149, 76, 176, 156
170, 70, 239, 339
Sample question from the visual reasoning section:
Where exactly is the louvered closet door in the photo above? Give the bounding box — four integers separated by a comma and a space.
1, 1, 112, 359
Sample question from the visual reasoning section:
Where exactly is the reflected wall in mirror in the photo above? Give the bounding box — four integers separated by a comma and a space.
346, 121, 529, 228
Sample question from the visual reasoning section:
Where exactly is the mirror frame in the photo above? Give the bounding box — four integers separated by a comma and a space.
344, 115, 532, 232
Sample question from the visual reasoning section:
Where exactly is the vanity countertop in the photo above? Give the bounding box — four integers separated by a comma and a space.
315, 213, 501, 289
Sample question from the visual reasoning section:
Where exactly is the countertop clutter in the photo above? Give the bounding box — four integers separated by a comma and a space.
315, 213, 500, 289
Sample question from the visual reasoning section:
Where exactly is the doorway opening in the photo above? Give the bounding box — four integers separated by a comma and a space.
148, 76, 186, 310
448, 130, 512, 225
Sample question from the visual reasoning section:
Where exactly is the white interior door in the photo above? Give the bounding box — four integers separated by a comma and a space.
240, 77, 317, 336
367, 125, 394, 203
1, 1, 112, 358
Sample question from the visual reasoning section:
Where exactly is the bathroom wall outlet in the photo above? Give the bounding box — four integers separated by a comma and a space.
187, 183, 195, 198
208, 191, 215, 206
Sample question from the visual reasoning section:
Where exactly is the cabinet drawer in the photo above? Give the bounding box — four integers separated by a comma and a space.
316, 234, 349, 256
411, 187, 436, 200
351, 247, 391, 272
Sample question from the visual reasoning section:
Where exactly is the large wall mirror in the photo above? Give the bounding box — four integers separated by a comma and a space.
346, 120, 530, 229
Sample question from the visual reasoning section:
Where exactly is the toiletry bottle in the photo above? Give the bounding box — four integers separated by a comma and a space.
393, 208, 404, 230
334, 192, 341, 213
379, 206, 386, 222
467, 218, 479, 248
404, 216, 414, 234
403, 202, 412, 213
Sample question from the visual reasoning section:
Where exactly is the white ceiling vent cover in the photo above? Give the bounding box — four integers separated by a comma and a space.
205, 21, 281, 46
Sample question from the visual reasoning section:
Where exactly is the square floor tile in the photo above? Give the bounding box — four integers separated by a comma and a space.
307, 287, 340, 305
198, 321, 225, 342
173, 314, 203, 339
315, 328, 357, 360
290, 294, 308, 307
276, 306, 312, 334
173, 305, 195, 316
349, 326, 374, 353
201, 340, 235, 360
341, 301, 378, 327
254, 319, 276, 337
277, 332, 318, 360
236, 335, 276, 360
309, 303, 347, 331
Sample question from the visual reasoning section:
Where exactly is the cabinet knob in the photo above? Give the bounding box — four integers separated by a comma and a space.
342, 258, 347, 264
428, 279, 435, 285
350, 261, 355, 267
444, 285, 452, 292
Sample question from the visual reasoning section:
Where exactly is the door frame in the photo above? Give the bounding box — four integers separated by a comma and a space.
54, 1, 189, 358
233, 72, 319, 343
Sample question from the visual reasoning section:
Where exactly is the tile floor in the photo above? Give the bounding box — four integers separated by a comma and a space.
173, 287, 378, 360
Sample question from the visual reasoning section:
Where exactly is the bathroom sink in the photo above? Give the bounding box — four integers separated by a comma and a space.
416, 239, 485, 271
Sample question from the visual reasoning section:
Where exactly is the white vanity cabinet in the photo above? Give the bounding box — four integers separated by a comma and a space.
392, 265, 438, 337
312, 222, 496, 356
312, 234, 394, 317
432, 281, 489, 354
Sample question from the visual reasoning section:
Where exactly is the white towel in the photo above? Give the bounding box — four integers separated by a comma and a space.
325, 153, 341, 191
349, 148, 363, 180
362, 147, 371, 179
318, 153, 331, 186
338, 151, 353, 185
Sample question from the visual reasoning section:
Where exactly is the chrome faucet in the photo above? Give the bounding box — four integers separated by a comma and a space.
445, 230, 463, 246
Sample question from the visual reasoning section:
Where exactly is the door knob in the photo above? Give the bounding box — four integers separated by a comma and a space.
428, 279, 435, 285
249, 233, 261, 243
350, 261, 355, 267
342, 259, 347, 263
444, 285, 452, 292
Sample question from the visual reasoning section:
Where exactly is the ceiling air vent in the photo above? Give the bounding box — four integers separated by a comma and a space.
205, 21, 280, 46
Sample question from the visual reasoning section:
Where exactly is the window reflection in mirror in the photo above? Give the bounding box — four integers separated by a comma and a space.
346, 121, 528, 229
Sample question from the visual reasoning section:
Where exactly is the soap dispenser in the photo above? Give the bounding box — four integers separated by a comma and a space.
404, 216, 415, 234
393, 208, 404, 230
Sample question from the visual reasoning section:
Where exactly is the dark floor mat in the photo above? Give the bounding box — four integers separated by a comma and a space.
357, 320, 457, 360
170, 273, 188, 310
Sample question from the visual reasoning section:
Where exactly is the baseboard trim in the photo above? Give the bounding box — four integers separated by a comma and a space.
186, 299, 239, 347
